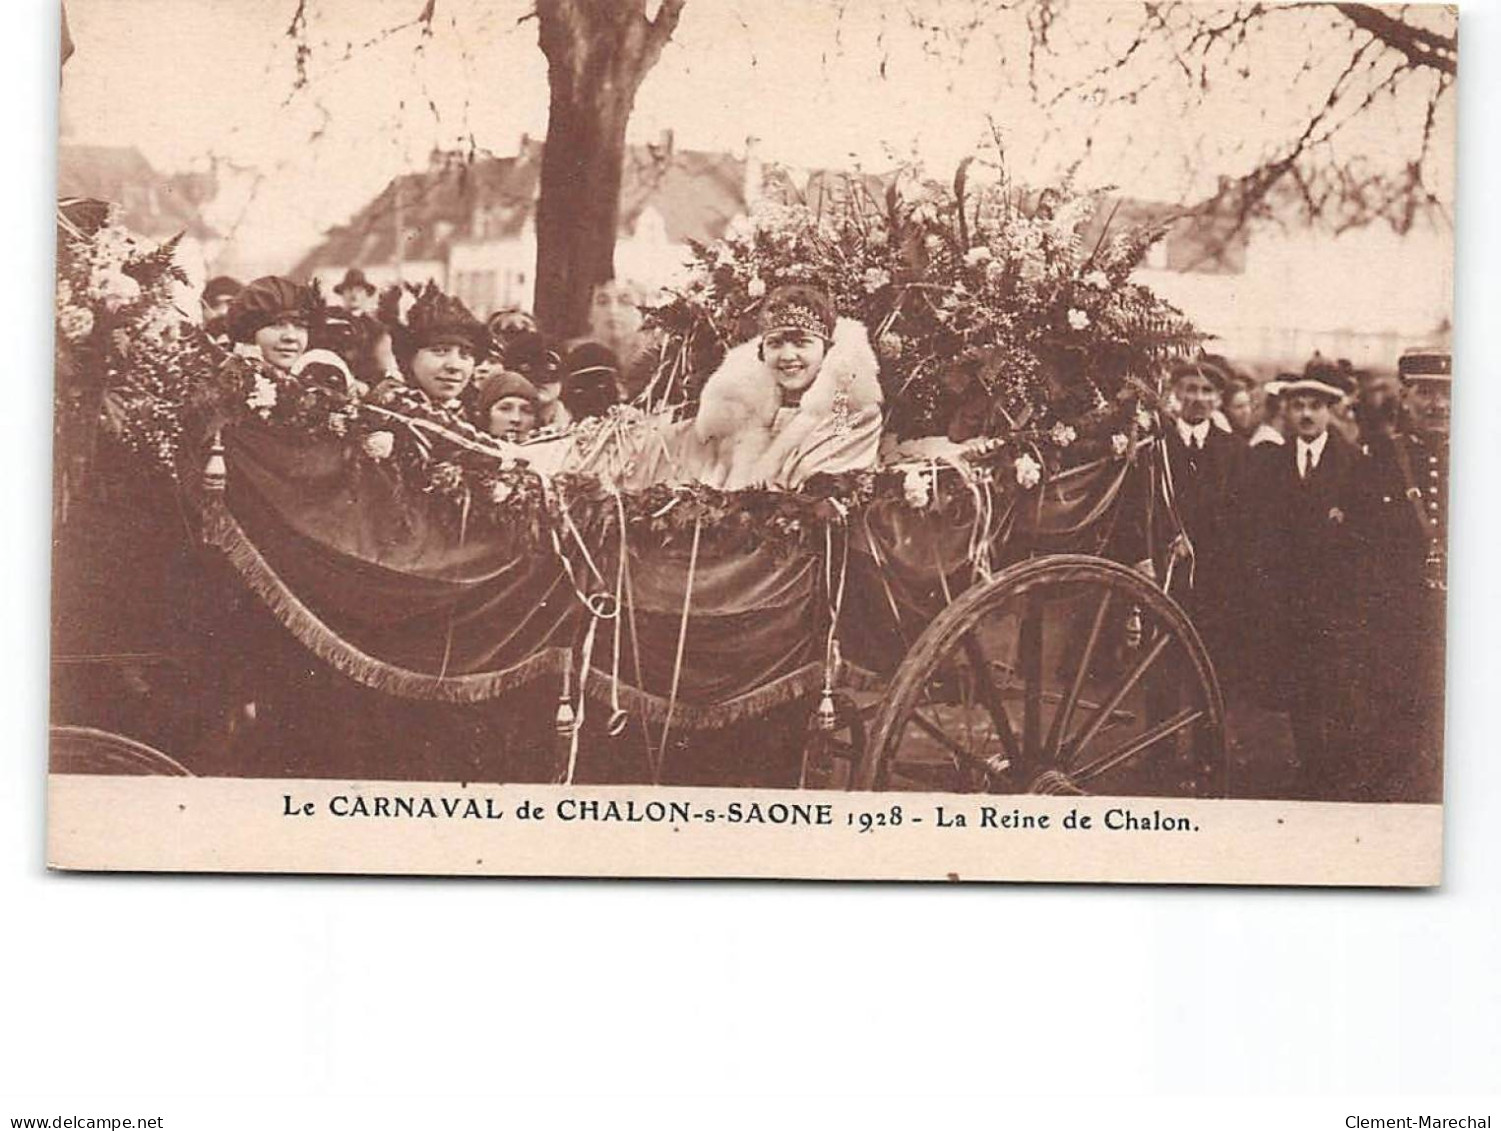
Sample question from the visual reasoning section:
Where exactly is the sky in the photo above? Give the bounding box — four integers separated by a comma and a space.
58, 0, 1456, 276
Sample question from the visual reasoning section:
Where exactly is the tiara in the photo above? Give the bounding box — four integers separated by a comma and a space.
762, 301, 830, 339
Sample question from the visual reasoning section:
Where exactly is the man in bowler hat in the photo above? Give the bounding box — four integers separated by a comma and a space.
334, 267, 379, 318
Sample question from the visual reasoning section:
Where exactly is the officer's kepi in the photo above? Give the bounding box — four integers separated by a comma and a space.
1398, 350, 1451, 382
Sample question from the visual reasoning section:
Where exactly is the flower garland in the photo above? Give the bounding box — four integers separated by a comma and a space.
65, 171, 1166, 552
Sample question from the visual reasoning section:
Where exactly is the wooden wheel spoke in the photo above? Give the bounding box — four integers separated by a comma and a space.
1045, 587, 1112, 760
1071, 707, 1204, 785
1018, 597, 1044, 758
906, 709, 1007, 777
860, 555, 1226, 798
907, 709, 970, 761
1063, 631, 1172, 763
960, 633, 1023, 765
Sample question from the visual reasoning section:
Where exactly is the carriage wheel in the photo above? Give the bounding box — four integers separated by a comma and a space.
49, 725, 194, 776
858, 555, 1226, 797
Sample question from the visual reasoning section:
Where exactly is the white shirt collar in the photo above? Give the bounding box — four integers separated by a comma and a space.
1296, 430, 1329, 469
1297, 431, 1328, 457
1176, 417, 1211, 447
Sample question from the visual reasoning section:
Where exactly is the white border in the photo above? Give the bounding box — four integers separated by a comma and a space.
4, 0, 1498, 1113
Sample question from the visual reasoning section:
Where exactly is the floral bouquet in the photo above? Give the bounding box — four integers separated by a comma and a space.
54, 200, 217, 511
646, 161, 1205, 473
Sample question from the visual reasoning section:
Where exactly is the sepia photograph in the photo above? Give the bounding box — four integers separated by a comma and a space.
46, 0, 1455, 882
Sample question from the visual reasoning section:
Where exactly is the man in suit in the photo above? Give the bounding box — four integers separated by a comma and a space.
1262, 361, 1368, 798
1160, 359, 1247, 681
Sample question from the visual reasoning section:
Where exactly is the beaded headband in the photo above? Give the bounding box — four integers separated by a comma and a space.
760, 300, 832, 340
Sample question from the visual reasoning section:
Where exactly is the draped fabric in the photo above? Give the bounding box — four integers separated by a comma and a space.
213, 426, 579, 699
201, 420, 1139, 727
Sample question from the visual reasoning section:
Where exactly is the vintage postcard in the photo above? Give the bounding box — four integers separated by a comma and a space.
48, 0, 1454, 883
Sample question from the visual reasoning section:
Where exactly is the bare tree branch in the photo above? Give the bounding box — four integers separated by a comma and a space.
1331, 3, 1456, 74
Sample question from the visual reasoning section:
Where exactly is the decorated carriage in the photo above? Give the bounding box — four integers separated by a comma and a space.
50, 168, 1228, 798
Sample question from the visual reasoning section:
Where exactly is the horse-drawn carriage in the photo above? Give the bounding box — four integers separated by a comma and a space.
52, 406, 1225, 799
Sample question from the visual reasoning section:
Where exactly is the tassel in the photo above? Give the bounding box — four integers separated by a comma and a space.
202, 429, 227, 493
815, 687, 838, 733
556, 650, 575, 735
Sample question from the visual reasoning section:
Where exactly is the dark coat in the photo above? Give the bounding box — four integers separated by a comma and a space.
1254, 430, 1373, 778
1159, 423, 1247, 667
1266, 430, 1368, 632
1360, 428, 1446, 603
1162, 423, 1245, 577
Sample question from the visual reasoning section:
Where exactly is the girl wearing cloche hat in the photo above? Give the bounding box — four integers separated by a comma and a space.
687, 284, 883, 489
225, 276, 318, 373
370, 283, 489, 412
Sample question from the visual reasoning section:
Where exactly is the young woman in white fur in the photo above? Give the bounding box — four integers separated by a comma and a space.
686, 285, 884, 490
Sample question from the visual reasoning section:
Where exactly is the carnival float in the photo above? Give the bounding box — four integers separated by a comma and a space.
51, 164, 1228, 795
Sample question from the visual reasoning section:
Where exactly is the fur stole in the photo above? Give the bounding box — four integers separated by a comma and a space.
692, 318, 882, 488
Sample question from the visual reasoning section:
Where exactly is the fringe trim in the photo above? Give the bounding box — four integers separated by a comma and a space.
202, 499, 567, 703
582, 662, 826, 730
580, 660, 888, 730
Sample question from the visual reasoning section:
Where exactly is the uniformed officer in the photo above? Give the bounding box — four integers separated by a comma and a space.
1354, 347, 1449, 800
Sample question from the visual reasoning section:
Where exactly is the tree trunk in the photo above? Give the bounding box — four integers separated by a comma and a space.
533, 0, 685, 339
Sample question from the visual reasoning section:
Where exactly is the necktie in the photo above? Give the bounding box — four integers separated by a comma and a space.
1300, 444, 1311, 479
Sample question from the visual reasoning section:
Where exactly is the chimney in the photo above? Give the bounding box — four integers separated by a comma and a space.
743, 136, 763, 210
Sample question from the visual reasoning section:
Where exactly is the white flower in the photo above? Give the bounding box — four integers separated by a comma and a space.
902, 467, 931, 509
867, 230, 888, 250
923, 233, 944, 255
1014, 453, 1043, 490
57, 305, 94, 342
985, 259, 1008, 286
877, 332, 904, 360
137, 304, 181, 343
1067, 308, 1090, 331
1135, 407, 1155, 432
327, 411, 349, 436
56, 279, 73, 306
862, 267, 891, 293
490, 479, 512, 504
91, 268, 141, 310
1111, 432, 1129, 457
964, 246, 993, 267
746, 275, 766, 299
1085, 270, 1111, 290
246, 373, 279, 412
361, 430, 395, 460
1050, 421, 1077, 448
